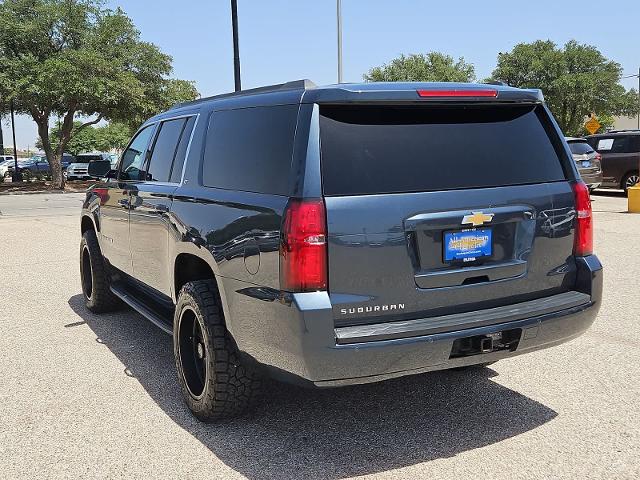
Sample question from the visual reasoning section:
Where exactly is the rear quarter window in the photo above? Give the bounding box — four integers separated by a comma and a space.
203, 105, 299, 195
320, 104, 567, 196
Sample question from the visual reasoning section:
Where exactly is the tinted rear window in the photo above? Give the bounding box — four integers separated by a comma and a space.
320, 105, 566, 196
568, 141, 595, 155
203, 105, 298, 195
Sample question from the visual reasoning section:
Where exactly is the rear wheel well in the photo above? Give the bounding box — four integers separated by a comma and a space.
174, 254, 216, 298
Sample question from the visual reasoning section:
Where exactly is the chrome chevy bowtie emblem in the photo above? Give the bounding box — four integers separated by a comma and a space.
462, 212, 494, 227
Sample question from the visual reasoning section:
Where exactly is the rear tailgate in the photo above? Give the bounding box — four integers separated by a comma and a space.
319, 103, 578, 327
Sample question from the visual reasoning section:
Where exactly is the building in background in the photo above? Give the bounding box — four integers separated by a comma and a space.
614, 116, 640, 131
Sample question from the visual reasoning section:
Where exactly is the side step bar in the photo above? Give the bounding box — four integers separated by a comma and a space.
110, 283, 173, 335
335, 291, 591, 345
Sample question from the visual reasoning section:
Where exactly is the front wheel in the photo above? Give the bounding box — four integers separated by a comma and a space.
80, 230, 120, 312
174, 280, 262, 422
622, 171, 639, 194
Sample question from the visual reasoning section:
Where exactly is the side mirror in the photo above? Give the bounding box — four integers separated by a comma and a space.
87, 160, 113, 179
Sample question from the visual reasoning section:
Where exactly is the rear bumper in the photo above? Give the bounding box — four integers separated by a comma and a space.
580, 171, 603, 189
230, 256, 602, 387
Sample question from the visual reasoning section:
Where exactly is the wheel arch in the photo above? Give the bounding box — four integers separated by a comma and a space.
172, 251, 231, 332
81, 213, 98, 234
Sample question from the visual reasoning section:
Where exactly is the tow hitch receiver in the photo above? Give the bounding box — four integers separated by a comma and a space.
450, 329, 521, 358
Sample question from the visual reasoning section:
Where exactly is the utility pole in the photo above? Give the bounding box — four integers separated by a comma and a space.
337, 0, 343, 83
0, 111, 4, 155
10, 100, 21, 182
231, 0, 241, 92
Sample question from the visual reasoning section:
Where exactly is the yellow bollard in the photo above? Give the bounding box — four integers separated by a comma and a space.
628, 185, 640, 213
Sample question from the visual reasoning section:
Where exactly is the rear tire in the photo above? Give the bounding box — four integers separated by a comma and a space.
80, 230, 120, 313
174, 280, 262, 422
622, 171, 639, 194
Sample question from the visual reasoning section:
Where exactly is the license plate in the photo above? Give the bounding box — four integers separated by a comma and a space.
581, 161, 591, 168
444, 228, 492, 262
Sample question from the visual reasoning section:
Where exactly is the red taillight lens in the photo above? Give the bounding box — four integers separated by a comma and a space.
595, 153, 602, 161
93, 188, 109, 205
280, 198, 327, 292
572, 181, 593, 256
417, 89, 498, 98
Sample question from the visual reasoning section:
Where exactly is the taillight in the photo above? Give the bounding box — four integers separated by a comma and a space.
280, 198, 327, 292
595, 153, 602, 161
572, 181, 593, 256
93, 188, 109, 205
417, 89, 498, 98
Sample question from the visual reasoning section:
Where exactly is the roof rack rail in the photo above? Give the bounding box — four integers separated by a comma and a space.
170, 79, 316, 110
605, 129, 640, 134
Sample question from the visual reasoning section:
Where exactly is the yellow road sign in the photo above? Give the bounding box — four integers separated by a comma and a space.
585, 116, 601, 135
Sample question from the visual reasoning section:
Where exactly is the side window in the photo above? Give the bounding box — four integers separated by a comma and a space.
628, 136, 640, 153
203, 105, 298, 195
611, 137, 629, 153
169, 116, 196, 183
146, 118, 188, 182
596, 138, 613, 152
119, 125, 155, 181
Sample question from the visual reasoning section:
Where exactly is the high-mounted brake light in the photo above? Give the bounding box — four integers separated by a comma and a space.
280, 198, 327, 292
572, 181, 593, 256
417, 89, 498, 98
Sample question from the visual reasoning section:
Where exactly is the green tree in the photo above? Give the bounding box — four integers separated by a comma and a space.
94, 122, 132, 152
36, 121, 99, 155
490, 40, 639, 135
364, 52, 475, 83
0, 0, 198, 188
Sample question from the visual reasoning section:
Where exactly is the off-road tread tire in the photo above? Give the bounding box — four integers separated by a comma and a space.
80, 230, 120, 313
174, 280, 262, 422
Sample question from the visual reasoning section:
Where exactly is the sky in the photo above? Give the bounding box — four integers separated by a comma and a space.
2, 0, 640, 149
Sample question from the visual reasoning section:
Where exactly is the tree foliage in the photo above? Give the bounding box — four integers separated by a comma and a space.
490, 40, 639, 135
35, 121, 133, 155
364, 52, 475, 83
0, 0, 198, 187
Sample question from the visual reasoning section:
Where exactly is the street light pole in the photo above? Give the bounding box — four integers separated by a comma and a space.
231, 0, 241, 92
10, 100, 21, 182
0, 111, 4, 155
337, 0, 343, 83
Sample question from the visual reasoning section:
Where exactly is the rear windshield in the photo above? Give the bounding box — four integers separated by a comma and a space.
320, 104, 567, 196
568, 142, 595, 155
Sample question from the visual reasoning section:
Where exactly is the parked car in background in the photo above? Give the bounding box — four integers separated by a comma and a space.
66, 152, 111, 180
7, 154, 74, 176
0, 155, 15, 177
585, 130, 640, 193
565, 137, 603, 191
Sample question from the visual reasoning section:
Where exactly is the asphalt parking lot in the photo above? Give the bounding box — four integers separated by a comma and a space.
0, 191, 638, 479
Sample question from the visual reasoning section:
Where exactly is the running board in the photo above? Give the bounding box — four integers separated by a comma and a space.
110, 283, 173, 335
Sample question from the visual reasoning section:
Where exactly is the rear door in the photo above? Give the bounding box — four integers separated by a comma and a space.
319, 103, 577, 327
129, 115, 196, 296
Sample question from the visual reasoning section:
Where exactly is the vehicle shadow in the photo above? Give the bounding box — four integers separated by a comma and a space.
68, 294, 557, 480
591, 189, 626, 198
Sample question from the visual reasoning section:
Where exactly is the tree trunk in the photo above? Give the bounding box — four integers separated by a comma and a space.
34, 117, 64, 189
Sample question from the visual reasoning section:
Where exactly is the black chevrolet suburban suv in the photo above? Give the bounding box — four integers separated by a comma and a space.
80, 80, 603, 421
